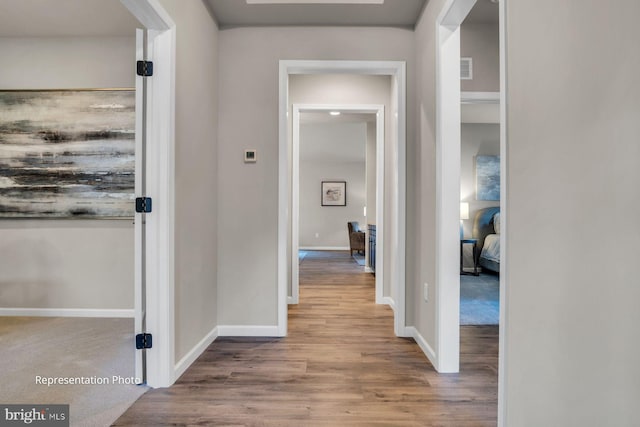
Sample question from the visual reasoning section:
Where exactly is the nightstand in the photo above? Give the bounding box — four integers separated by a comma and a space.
460, 238, 479, 276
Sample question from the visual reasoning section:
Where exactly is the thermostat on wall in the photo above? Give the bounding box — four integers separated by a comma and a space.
244, 149, 257, 163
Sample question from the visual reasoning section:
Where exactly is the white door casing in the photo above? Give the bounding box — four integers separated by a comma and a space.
121, 0, 176, 388
278, 60, 408, 337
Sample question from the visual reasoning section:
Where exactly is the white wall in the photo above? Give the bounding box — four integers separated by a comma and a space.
217, 27, 413, 327
0, 37, 135, 89
504, 0, 640, 424
299, 161, 366, 248
413, 0, 449, 361
0, 36, 135, 311
0, 221, 133, 309
299, 122, 366, 248
460, 22, 499, 92
157, 0, 219, 363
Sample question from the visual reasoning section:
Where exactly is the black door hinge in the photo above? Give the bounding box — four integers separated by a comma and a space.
136, 333, 153, 349
135, 197, 152, 213
136, 60, 153, 77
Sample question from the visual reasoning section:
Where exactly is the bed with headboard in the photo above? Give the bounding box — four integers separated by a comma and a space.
472, 207, 501, 273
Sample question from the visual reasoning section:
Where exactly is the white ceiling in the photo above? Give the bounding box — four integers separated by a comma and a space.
0, 0, 141, 37
206, 0, 427, 28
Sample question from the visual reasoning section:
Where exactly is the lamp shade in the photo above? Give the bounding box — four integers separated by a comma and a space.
460, 202, 469, 220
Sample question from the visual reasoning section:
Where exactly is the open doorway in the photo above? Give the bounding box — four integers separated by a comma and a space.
458, 0, 501, 327
0, 1, 176, 423
435, 0, 507, 421
278, 62, 407, 338
0, 1, 143, 424
292, 105, 383, 304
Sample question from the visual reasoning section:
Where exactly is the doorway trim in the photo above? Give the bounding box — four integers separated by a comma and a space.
278, 60, 407, 337
122, 0, 176, 388
435, 0, 478, 374
290, 104, 385, 305
497, 0, 508, 424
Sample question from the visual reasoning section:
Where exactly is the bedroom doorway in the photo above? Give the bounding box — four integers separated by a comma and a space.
458, 1, 501, 328
436, 0, 507, 423
0, 0, 175, 423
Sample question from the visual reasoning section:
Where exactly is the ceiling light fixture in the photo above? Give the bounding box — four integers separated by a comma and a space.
330, 111, 341, 116
247, 0, 384, 4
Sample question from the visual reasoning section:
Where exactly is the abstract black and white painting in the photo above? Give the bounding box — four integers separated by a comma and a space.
321, 181, 346, 206
0, 90, 135, 218
476, 155, 500, 201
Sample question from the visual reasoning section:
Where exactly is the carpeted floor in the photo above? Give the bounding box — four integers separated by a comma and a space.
0, 317, 148, 426
460, 273, 500, 325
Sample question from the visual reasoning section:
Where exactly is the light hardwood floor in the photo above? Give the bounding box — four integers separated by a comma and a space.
116, 250, 498, 426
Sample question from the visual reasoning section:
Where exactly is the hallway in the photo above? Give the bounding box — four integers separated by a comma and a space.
116, 251, 498, 426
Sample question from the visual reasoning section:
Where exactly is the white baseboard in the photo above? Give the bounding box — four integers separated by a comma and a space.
217, 325, 280, 337
299, 246, 350, 251
406, 326, 438, 370
0, 308, 135, 318
461, 91, 500, 104
174, 326, 218, 381
287, 296, 298, 304
381, 296, 396, 311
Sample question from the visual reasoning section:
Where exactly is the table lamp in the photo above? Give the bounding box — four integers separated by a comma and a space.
460, 202, 469, 238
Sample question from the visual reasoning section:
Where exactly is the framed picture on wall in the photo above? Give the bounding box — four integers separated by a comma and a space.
476, 155, 500, 201
321, 181, 346, 206
0, 89, 135, 218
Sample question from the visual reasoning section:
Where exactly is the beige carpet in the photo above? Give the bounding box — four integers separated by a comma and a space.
0, 317, 148, 426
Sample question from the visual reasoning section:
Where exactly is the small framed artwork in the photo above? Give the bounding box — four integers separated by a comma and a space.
321, 181, 346, 206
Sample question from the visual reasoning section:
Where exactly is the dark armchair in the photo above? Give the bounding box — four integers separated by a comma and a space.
348, 221, 366, 256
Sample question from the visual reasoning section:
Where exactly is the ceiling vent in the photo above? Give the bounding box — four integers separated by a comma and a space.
461, 57, 473, 80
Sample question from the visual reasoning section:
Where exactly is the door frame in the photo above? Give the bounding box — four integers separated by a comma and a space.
122, 0, 176, 388
435, 0, 508, 423
434, 0, 477, 375
290, 104, 385, 305
278, 60, 408, 337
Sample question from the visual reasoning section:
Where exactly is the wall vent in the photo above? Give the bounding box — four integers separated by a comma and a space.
461, 57, 473, 80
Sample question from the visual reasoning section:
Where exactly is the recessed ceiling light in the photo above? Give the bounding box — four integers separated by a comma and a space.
330, 111, 341, 116
247, 0, 384, 4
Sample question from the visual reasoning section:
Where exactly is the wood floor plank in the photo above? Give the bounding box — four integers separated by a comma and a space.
116, 250, 498, 426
